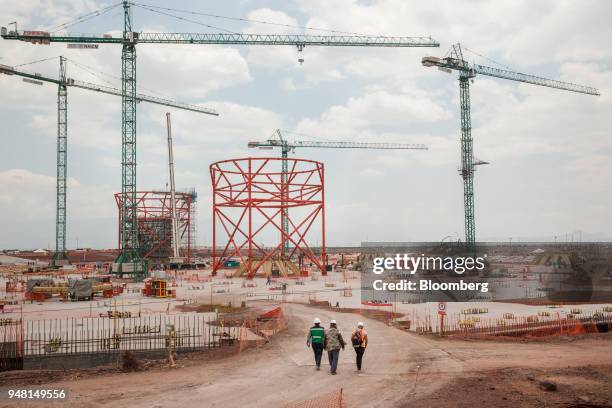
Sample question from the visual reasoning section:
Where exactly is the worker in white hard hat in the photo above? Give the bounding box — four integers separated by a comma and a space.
324, 319, 346, 375
351, 322, 368, 371
306, 317, 325, 370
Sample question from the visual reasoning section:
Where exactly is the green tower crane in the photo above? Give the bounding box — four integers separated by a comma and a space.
56, 56, 68, 266
248, 129, 428, 254
422, 43, 600, 251
1, 2, 438, 276
0, 60, 217, 273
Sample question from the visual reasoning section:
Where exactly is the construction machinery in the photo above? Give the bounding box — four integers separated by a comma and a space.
0, 59, 217, 274
142, 277, 174, 298
422, 43, 600, 250
1, 1, 439, 277
249, 129, 428, 253
25, 278, 114, 301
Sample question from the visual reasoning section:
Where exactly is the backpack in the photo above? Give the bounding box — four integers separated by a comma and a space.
351, 330, 362, 346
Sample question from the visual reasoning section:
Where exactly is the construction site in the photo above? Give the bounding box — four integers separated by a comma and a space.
1, 1, 611, 407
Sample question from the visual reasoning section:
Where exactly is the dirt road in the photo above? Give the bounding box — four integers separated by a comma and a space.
29, 303, 459, 407
5, 303, 611, 407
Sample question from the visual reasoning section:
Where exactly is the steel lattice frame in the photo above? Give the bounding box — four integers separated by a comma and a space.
281, 149, 289, 255
52, 56, 68, 266
459, 74, 475, 251
114, 1, 145, 275
114, 191, 194, 262
210, 157, 325, 277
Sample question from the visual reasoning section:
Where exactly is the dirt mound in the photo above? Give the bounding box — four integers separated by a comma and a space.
407, 365, 612, 407
175, 302, 243, 314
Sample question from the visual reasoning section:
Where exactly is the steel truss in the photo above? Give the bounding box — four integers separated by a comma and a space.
114, 191, 194, 263
210, 157, 325, 278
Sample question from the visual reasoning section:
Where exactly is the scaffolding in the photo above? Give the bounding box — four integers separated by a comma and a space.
114, 191, 195, 268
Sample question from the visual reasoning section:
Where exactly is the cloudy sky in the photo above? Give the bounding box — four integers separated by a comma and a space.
0, 0, 610, 249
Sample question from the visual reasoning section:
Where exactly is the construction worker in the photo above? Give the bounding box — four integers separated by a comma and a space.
324, 320, 345, 375
306, 317, 325, 370
351, 322, 368, 371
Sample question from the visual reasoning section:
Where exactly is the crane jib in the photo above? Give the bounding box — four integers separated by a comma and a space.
422, 56, 599, 96
473, 64, 600, 96
1, 31, 440, 47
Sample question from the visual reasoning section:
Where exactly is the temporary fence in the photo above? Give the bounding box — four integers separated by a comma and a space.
239, 306, 288, 352
16, 314, 238, 358
430, 310, 612, 338
284, 387, 346, 408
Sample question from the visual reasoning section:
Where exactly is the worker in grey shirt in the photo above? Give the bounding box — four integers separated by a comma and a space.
324, 320, 345, 375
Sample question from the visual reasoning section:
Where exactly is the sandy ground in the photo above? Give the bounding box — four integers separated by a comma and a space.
5, 271, 609, 330
2, 303, 611, 407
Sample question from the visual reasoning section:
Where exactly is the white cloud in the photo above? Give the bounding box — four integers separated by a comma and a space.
295, 89, 451, 139
144, 101, 283, 145
243, 8, 302, 69
298, 0, 612, 65
137, 42, 252, 98
0, 168, 118, 247
1, 0, 610, 247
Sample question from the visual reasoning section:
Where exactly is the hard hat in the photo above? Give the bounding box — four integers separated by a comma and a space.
357, 322, 364, 328
330, 319, 337, 325
313, 317, 321, 324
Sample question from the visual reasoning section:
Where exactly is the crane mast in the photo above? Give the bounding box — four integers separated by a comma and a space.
116, 0, 140, 277
54, 56, 68, 266
459, 68, 475, 248
422, 43, 599, 250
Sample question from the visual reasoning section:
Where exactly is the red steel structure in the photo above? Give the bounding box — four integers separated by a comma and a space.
210, 157, 325, 277
114, 191, 194, 263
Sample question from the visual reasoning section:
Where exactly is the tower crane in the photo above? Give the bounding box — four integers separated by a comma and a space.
0, 59, 217, 270
422, 43, 600, 251
249, 129, 428, 253
1, 1, 439, 276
